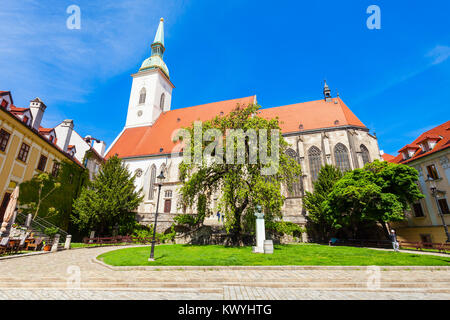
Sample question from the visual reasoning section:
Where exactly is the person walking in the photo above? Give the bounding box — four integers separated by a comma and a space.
390, 229, 399, 252
216, 211, 220, 222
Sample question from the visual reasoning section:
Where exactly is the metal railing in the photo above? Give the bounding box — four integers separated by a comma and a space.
14, 212, 68, 245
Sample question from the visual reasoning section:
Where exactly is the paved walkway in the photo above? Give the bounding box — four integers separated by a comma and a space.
0, 246, 449, 300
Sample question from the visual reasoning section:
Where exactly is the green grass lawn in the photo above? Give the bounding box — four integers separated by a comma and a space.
71, 242, 130, 249
97, 244, 450, 266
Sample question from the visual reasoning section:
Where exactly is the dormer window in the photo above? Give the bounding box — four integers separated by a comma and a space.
398, 145, 419, 160
417, 135, 441, 153
1, 100, 8, 108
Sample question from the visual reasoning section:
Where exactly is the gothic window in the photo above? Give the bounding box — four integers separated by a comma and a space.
165, 190, 172, 198
334, 143, 351, 172
285, 148, 302, 197
139, 88, 146, 104
160, 93, 165, 110
148, 165, 156, 200
308, 146, 322, 182
360, 144, 370, 166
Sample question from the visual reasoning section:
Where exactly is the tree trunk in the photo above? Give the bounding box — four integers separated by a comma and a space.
380, 220, 390, 240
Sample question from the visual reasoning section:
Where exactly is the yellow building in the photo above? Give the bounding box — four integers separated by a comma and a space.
389, 121, 450, 244
0, 91, 82, 220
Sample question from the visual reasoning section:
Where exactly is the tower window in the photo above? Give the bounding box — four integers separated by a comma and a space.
139, 88, 146, 104
160, 93, 165, 110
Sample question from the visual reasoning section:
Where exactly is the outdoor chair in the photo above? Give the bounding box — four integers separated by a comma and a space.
14, 233, 30, 253
26, 237, 43, 251
0, 237, 11, 255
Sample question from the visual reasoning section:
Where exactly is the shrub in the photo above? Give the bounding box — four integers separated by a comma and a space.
266, 221, 304, 238
173, 214, 197, 226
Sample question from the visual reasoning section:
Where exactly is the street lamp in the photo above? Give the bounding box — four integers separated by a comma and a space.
426, 175, 450, 243
148, 170, 165, 261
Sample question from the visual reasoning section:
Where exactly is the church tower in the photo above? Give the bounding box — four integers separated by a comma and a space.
125, 18, 174, 128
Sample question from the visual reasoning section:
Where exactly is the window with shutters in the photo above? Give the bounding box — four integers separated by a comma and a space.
0, 129, 11, 152
37, 155, 47, 171
17, 143, 30, 162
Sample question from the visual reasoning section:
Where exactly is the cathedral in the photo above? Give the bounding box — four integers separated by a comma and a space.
106, 19, 382, 232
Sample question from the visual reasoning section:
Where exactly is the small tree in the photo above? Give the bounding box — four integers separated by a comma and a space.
19, 160, 88, 230
178, 104, 301, 243
72, 155, 143, 236
324, 160, 424, 239
19, 173, 61, 220
303, 165, 342, 241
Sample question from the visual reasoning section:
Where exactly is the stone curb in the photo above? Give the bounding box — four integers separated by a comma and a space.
0, 250, 52, 261
92, 258, 450, 271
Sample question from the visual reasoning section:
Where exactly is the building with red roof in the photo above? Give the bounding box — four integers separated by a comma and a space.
106, 19, 383, 233
389, 121, 450, 243
0, 90, 108, 221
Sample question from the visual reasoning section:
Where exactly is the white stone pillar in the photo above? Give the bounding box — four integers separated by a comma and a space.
88, 231, 95, 243
51, 234, 60, 252
25, 214, 32, 228
64, 235, 72, 250
252, 206, 265, 254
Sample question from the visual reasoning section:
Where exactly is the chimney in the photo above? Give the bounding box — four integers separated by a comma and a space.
92, 140, 106, 157
57, 119, 74, 152
29, 97, 47, 130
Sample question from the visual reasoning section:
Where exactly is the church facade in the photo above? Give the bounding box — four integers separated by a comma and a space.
106, 19, 382, 231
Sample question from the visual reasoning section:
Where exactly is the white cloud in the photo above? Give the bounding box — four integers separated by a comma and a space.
426, 45, 450, 65
0, 0, 184, 108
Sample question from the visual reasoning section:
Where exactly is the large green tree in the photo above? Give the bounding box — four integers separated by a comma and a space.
303, 164, 342, 241
72, 155, 143, 236
323, 160, 424, 239
177, 104, 301, 243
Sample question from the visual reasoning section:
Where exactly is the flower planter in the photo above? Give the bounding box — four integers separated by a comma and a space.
43, 245, 51, 251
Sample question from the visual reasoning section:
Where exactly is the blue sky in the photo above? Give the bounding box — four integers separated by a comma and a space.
1, 0, 449, 155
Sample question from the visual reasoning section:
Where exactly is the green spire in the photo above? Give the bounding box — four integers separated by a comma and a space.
153, 18, 164, 47
139, 18, 169, 78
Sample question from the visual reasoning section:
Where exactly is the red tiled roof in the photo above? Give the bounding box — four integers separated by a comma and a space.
258, 97, 365, 133
391, 121, 450, 164
106, 96, 367, 159
107, 96, 255, 158
0, 100, 84, 168
381, 153, 395, 162
398, 144, 419, 153
10, 105, 29, 113
38, 126, 54, 134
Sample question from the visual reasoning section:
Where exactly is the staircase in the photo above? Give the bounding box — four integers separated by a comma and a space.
14, 212, 68, 249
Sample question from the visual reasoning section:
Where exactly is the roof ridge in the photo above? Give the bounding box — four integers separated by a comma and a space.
168, 95, 256, 113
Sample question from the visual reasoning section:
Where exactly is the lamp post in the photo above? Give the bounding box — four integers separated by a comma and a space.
426, 175, 450, 243
149, 170, 165, 261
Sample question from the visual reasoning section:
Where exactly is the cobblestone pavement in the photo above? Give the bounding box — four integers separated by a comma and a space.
0, 246, 449, 300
